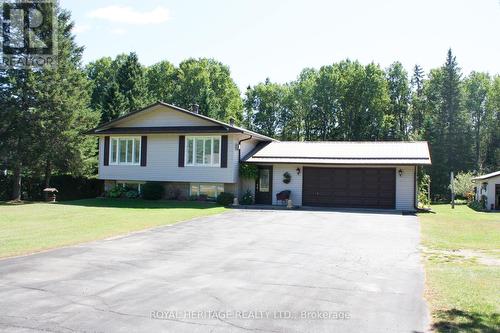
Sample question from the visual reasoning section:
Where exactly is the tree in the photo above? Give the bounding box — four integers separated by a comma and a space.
451, 172, 475, 198
484, 75, 500, 171
287, 68, 318, 140
146, 60, 177, 103
410, 64, 426, 136
244, 79, 287, 137
423, 49, 473, 196
31, 7, 99, 187
116, 52, 150, 113
463, 72, 492, 171
173, 58, 243, 123
385, 62, 410, 139
0, 3, 99, 199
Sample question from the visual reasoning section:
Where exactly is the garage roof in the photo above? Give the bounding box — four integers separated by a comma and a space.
243, 141, 431, 165
472, 170, 500, 181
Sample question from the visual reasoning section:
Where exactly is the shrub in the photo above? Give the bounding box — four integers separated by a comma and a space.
125, 190, 139, 199
239, 163, 258, 179
107, 185, 126, 198
165, 185, 183, 200
217, 192, 234, 206
141, 182, 165, 200
240, 190, 253, 205
468, 195, 488, 211
450, 172, 475, 198
198, 194, 208, 201
189, 194, 198, 201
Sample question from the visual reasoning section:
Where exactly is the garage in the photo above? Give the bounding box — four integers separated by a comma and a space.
302, 167, 396, 209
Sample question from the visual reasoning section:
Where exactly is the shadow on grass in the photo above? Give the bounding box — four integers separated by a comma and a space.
0, 200, 37, 206
432, 309, 499, 333
56, 198, 219, 210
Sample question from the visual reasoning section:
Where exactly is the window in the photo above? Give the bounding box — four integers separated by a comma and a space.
190, 183, 224, 200
117, 182, 143, 193
186, 136, 221, 167
258, 168, 270, 192
110, 137, 141, 165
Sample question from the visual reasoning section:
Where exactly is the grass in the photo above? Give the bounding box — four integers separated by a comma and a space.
0, 198, 226, 258
419, 204, 500, 332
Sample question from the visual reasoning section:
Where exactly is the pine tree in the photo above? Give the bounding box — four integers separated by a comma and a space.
116, 52, 149, 114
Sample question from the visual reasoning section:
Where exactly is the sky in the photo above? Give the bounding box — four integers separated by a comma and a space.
61, 0, 500, 91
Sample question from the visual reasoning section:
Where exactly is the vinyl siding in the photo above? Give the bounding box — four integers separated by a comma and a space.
475, 175, 500, 210
395, 165, 416, 211
98, 133, 240, 183
272, 164, 303, 206
114, 105, 213, 127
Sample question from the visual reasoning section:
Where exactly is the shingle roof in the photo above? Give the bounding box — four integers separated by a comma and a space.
472, 171, 500, 181
243, 141, 431, 165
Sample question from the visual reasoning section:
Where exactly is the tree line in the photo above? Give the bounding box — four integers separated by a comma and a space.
1, 3, 498, 200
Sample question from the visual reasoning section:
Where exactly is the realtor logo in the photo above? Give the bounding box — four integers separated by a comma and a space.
1, 0, 57, 68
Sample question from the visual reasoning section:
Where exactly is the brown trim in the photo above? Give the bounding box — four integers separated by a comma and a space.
140, 136, 147, 167
178, 136, 185, 167
221, 135, 228, 168
94, 126, 239, 135
103, 136, 110, 166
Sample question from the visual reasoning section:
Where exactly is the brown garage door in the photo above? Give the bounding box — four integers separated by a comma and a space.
303, 167, 396, 209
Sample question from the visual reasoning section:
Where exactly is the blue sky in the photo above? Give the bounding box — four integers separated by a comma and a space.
62, 0, 500, 90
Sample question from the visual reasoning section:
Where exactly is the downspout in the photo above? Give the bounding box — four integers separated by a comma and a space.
238, 135, 253, 161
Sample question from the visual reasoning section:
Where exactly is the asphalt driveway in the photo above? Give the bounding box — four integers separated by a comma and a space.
0, 210, 428, 332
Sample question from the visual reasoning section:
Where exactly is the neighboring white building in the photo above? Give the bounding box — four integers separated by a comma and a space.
88, 102, 432, 212
472, 171, 500, 211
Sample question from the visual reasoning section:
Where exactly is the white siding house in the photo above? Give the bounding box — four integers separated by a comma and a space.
473, 171, 500, 211
88, 102, 431, 211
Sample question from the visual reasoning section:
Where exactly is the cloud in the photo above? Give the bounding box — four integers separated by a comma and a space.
110, 28, 127, 35
88, 5, 170, 25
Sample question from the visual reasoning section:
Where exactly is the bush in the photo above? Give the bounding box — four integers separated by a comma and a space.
239, 163, 258, 179
468, 195, 487, 211
450, 172, 475, 199
189, 194, 198, 201
216, 192, 234, 206
0, 174, 103, 201
141, 182, 165, 200
240, 190, 253, 205
125, 190, 139, 199
107, 185, 126, 198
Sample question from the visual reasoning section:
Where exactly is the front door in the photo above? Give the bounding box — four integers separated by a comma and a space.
255, 166, 273, 204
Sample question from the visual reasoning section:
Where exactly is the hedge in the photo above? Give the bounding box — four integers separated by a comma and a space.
0, 174, 103, 201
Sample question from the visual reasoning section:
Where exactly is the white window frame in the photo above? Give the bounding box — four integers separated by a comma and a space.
109, 137, 141, 166
185, 136, 221, 167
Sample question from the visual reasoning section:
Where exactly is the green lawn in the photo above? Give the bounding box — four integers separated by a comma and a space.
0, 199, 226, 258
419, 205, 500, 332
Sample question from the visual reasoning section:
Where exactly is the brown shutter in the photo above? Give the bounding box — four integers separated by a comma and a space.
178, 135, 185, 167
221, 135, 228, 168
140, 136, 147, 166
103, 136, 110, 166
